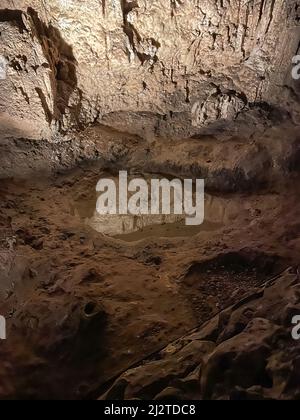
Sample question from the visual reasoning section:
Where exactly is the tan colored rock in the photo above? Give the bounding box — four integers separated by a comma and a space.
0, 0, 299, 140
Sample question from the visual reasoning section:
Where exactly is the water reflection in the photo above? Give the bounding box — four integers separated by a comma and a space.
75, 173, 224, 242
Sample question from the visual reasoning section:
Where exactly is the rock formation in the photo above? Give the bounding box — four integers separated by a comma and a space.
101, 268, 300, 401
0, 0, 300, 401
1, 0, 299, 140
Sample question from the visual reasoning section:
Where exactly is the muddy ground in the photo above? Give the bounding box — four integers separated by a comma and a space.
0, 125, 300, 399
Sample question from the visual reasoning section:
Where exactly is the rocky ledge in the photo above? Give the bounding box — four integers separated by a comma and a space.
100, 268, 300, 400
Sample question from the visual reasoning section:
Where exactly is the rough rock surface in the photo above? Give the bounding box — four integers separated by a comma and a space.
0, 0, 299, 141
1, 0, 300, 402
100, 268, 300, 400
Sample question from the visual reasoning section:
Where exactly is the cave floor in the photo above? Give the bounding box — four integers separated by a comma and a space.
0, 162, 300, 399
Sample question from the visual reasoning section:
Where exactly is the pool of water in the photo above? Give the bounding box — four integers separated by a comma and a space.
73, 172, 226, 242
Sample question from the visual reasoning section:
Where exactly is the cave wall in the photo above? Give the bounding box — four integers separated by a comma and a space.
0, 0, 299, 140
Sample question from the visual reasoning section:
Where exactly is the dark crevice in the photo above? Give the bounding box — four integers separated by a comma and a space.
35, 88, 53, 124
120, 0, 160, 67
120, 0, 141, 62
0, 9, 27, 33
102, 0, 106, 16
18, 87, 30, 104
257, 0, 265, 26
185, 80, 190, 103
27, 7, 80, 132
170, 0, 184, 18
265, 0, 276, 33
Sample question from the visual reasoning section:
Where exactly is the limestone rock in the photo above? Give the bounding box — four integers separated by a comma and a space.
0, 0, 299, 140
